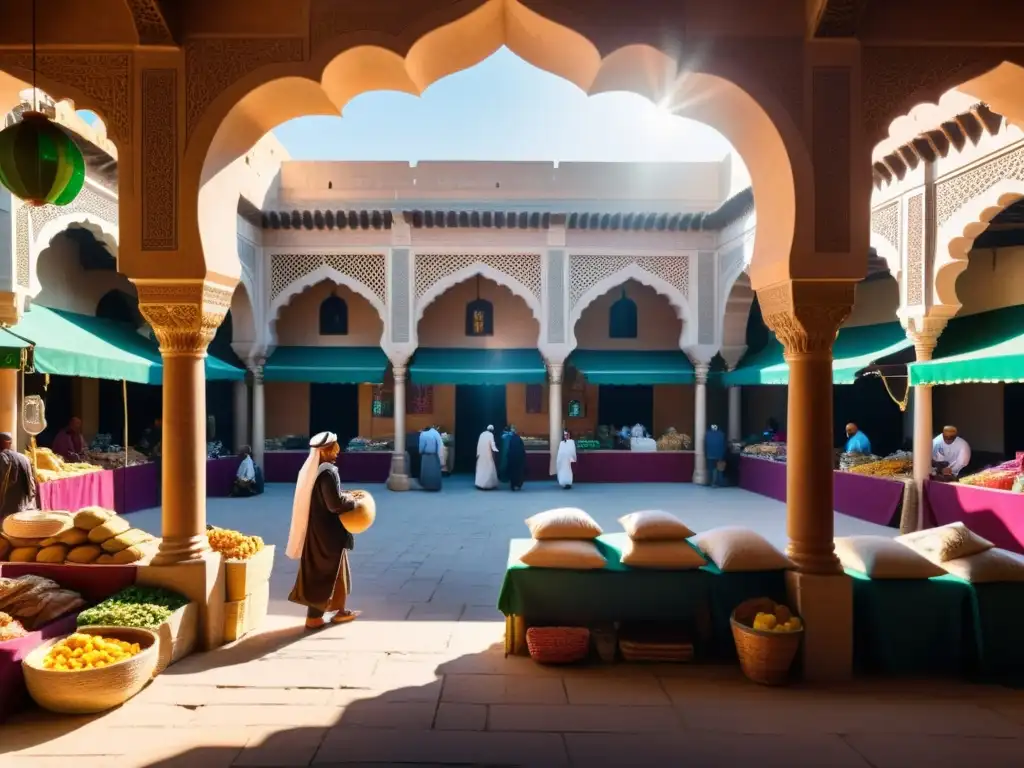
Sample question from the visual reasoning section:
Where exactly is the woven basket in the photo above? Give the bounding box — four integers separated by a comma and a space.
2, 511, 73, 540
730, 598, 803, 686
22, 626, 159, 714
526, 626, 589, 664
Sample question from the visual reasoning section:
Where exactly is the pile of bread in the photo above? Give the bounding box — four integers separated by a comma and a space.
518, 508, 794, 573
0, 508, 157, 565
0, 574, 85, 630
835, 522, 1024, 583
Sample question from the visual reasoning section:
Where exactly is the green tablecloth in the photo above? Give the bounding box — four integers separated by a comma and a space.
498, 533, 788, 656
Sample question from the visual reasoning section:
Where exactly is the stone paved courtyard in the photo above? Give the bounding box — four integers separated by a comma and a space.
2, 478, 1024, 767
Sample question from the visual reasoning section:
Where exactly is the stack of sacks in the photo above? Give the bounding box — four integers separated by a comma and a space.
618, 510, 706, 569
69, 507, 157, 565
1, 511, 75, 563
519, 508, 606, 568
688, 526, 794, 572
896, 523, 1024, 583
834, 535, 946, 579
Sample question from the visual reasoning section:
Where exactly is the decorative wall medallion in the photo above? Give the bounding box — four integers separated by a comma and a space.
141, 68, 178, 250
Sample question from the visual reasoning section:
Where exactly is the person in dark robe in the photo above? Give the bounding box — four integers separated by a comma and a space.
0, 432, 36, 524
405, 430, 422, 481
418, 425, 443, 491
498, 426, 512, 483
286, 431, 360, 629
505, 425, 527, 491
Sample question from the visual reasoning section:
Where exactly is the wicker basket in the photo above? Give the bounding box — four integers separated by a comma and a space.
730, 597, 803, 686
2, 511, 73, 540
22, 626, 159, 714
526, 626, 590, 664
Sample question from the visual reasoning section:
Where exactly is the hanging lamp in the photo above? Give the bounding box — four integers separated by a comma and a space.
0, 0, 85, 207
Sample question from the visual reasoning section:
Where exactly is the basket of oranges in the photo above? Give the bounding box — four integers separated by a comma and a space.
21, 626, 159, 714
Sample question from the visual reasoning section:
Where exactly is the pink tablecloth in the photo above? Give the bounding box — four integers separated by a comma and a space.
925, 479, 1024, 555
38, 469, 115, 513
265, 450, 391, 484
739, 456, 905, 527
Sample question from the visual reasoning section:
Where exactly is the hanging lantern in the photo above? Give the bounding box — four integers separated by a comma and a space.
0, 110, 85, 206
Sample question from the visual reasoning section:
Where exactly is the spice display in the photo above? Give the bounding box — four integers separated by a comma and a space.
742, 442, 787, 462
846, 451, 913, 478
207, 526, 265, 560
77, 586, 188, 630
28, 447, 103, 483
656, 428, 694, 451
0, 611, 28, 641
345, 437, 392, 453
752, 604, 803, 633
85, 447, 150, 470
41, 632, 143, 671
959, 469, 1019, 491
0, 575, 85, 630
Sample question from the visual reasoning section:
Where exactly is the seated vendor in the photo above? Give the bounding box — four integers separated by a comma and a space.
933, 425, 971, 479
230, 445, 263, 497
844, 422, 872, 455
51, 416, 86, 462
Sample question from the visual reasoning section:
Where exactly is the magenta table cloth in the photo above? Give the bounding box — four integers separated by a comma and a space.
0, 612, 78, 722
572, 451, 694, 483
739, 456, 904, 527
206, 456, 238, 497
265, 450, 391, 484
38, 469, 115, 513
113, 462, 159, 514
925, 480, 1024, 555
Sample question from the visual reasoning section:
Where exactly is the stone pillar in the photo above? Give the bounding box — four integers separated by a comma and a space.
387, 364, 410, 491
907, 322, 945, 531
0, 367, 17, 439
692, 363, 710, 485
548, 362, 564, 475
727, 381, 742, 443
759, 279, 855, 682
136, 280, 231, 567
232, 379, 248, 453
252, 363, 266, 472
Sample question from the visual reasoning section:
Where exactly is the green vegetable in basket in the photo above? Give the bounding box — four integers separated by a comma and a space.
77, 585, 189, 629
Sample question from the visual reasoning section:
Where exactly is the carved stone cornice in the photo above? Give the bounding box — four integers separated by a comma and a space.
757, 280, 856, 358
134, 279, 233, 356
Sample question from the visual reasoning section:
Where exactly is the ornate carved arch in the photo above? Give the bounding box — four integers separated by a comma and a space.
413, 254, 543, 328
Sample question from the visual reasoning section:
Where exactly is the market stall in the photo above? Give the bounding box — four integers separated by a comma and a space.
925, 480, 1024, 554
265, 445, 392, 483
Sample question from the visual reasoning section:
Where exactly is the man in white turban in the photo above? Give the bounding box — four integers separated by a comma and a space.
475, 425, 499, 490
286, 432, 360, 629
932, 425, 972, 480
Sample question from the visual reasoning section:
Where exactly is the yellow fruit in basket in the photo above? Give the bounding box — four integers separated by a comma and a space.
42, 633, 143, 671
773, 604, 792, 623
752, 612, 777, 631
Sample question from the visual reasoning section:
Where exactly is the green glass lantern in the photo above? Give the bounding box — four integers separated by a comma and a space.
0, 110, 85, 207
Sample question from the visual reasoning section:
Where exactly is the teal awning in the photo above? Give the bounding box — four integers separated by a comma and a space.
410, 348, 546, 385
0, 329, 30, 369
263, 346, 389, 383
722, 321, 912, 386
569, 349, 695, 385
11, 306, 243, 384
909, 305, 1024, 385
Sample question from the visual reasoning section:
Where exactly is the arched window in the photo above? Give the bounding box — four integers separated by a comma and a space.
319, 294, 349, 335
609, 288, 638, 339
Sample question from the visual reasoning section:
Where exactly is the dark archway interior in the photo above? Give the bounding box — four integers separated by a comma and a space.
63, 226, 116, 271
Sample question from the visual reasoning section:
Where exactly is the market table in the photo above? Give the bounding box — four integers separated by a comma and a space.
112, 462, 159, 514
571, 450, 695, 483
206, 456, 239, 497
38, 469, 115, 513
525, 450, 550, 480
739, 456, 906, 527
924, 479, 1024, 555
499, 533, 787, 657
265, 449, 391, 484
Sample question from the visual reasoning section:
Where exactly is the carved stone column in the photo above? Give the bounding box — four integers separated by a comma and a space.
907, 319, 947, 531
135, 280, 232, 566
548, 362, 564, 476
692, 363, 710, 485
232, 379, 248, 454
251, 362, 266, 472
387, 364, 410, 491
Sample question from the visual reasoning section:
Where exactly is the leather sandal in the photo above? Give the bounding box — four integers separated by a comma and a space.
331, 610, 360, 624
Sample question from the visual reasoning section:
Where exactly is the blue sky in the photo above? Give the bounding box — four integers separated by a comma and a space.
82, 48, 750, 193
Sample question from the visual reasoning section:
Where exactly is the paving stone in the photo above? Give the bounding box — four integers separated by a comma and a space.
488, 704, 682, 732
434, 703, 488, 731
442, 673, 568, 704
314, 728, 568, 766
234, 727, 328, 767
563, 675, 671, 705
844, 733, 1024, 768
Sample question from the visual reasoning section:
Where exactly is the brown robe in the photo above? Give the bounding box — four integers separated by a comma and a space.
288, 463, 356, 612
0, 448, 36, 524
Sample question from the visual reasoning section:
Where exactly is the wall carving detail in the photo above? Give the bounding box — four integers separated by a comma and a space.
870, 200, 900, 256
935, 143, 1024, 226
414, 253, 542, 303
185, 37, 305, 139
569, 255, 689, 310
547, 250, 566, 345
126, 0, 176, 45
269, 252, 387, 306
697, 251, 716, 345
136, 281, 234, 354
141, 68, 178, 250
15, 207, 29, 289
906, 193, 924, 307
757, 282, 854, 356
28, 184, 119, 251
391, 249, 411, 345
0, 52, 132, 147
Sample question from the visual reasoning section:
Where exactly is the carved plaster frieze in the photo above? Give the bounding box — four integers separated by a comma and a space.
906, 193, 925, 307
935, 143, 1024, 226
134, 280, 234, 355
141, 68, 178, 250
568, 254, 689, 310
870, 200, 900, 257
757, 280, 855, 356
126, 0, 176, 46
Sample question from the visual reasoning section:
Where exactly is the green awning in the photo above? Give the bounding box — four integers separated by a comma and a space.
569, 349, 695, 385
0, 329, 30, 369
909, 305, 1024, 385
722, 321, 912, 386
263, 346, 389, 383
11, 306, 244, 384
410, 348, 546, 385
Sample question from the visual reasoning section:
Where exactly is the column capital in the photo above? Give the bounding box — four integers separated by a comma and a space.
547, 361, 564, 384
902, 315, 948, 361
134, 279, 232, 357
693, 362, 710, 385
392, 364, 408, 383
757, 279, 856, 358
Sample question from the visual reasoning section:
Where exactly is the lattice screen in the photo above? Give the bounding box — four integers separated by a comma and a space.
414, 253, 542, 302
568, 254, 689, 310
269, 252, 387, 305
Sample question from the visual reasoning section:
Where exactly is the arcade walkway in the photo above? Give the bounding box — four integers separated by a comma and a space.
2, 480, 1023, 766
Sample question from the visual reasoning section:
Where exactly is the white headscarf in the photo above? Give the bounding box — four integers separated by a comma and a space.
286, 431, 337, 560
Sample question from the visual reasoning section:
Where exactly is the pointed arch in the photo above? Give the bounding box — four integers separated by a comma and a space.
936, 177, 1024, 307
869, 230, 901, 283
31, 214, 119, 266
414, 261, 542, 326
569, 263, 693, 350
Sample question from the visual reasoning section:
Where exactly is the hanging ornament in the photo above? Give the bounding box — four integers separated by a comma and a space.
0, 111, 85, 206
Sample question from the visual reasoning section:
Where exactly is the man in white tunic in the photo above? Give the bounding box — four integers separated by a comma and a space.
932, 425, 972, 479
475, 425, 499, 490
555, 430, 577, 489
